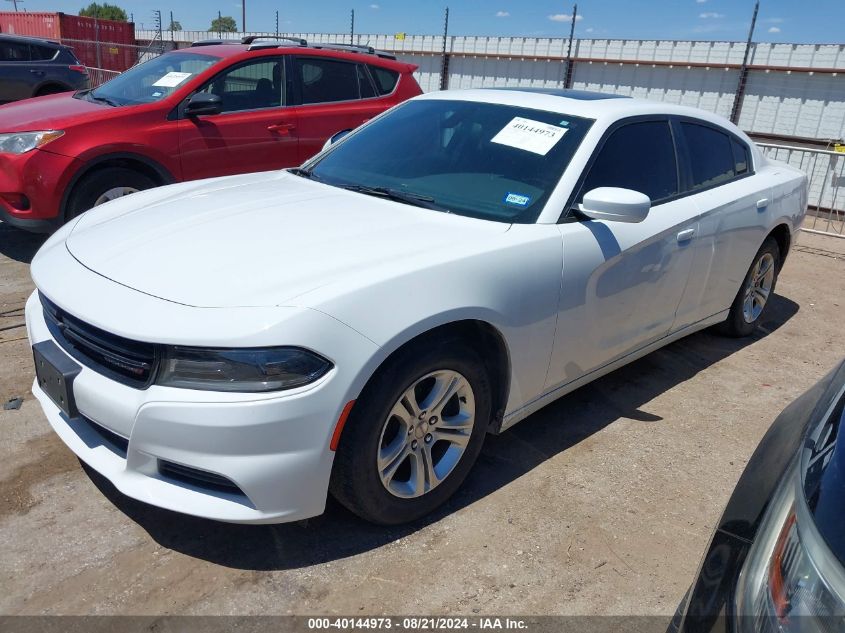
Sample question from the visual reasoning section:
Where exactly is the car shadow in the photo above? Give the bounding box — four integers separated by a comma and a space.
82, 294, 799, 571
0, 221, 48, 264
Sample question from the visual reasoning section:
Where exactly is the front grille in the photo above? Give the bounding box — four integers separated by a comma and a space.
40, 293, 158, 388
158, 460, 243, 493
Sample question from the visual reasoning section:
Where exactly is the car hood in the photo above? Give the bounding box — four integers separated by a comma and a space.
0, 92, 107, 131
65, 171, 510, 308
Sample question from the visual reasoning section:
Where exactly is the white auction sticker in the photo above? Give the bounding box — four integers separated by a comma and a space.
152, 71, 192, 87
490, 117, 568, 156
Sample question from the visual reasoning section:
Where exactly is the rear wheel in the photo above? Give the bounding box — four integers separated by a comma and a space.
66, 167, 156, 221
330, 339, 491, 525
719, 237, 781, 337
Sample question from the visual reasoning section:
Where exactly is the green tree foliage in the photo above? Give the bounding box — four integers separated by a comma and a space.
168, 20, 183, 31
78, 2, 128, 21
209, 15, 237, 32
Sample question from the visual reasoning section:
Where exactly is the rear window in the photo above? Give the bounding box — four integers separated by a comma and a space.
30, 45, 57, 61
357, 65, 376, 99
297, 57, 360, 103
0, 40, 29, 61
369, 65, 399, 95
680, 122, 736, 191
731, 137, 751, 175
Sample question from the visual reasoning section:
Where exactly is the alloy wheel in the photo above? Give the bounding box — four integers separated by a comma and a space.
742, 252, 775, 323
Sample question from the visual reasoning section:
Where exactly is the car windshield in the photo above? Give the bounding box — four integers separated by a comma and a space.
304, 99, 593, 223
83, 52, 218, 106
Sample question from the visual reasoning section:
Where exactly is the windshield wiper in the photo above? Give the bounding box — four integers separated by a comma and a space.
86, 92, 120, 107
289, 167, 317, 180
340, 185, 452, 213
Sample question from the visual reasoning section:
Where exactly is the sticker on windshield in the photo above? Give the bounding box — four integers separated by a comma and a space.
152, 71, 192, 87
491, 117, 568, 156
504, 192, 531, 206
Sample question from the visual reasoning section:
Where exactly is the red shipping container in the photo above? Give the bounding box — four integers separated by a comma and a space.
0, 12, 136, 71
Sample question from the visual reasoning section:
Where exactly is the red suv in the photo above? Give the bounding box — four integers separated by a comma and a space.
0, 37, 421, 232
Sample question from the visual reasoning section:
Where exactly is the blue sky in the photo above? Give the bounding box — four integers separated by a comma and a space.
17, 0, 845, 43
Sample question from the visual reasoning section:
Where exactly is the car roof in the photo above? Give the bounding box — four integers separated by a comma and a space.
0, 33, 62, 47
175, 42, 413, 71
419, 88, 746, 135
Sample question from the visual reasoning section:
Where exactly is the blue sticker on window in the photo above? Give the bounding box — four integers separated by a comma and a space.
504, 192, 531, 206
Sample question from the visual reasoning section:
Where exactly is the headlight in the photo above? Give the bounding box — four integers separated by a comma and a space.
735, 470, 845, 631
157, 346, 332, 392
0, 130, 64, 154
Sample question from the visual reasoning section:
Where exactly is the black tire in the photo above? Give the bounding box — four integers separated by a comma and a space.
330, 338, 492, 525
719, 237, 781, 337
65, 167, 156, 222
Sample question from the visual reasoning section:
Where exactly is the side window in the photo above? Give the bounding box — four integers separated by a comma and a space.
369, 65, 399, 95
30, 45, 58, 61
680, 122, 736, 190
297, 58, 359, 104
199, 58, 284, 113
0, 41, 30, 62
731, 137, 751, 176
357, 65, 377, 99
581, 120, 678, 203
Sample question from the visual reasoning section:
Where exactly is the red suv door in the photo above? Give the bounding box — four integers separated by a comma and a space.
177, 55, 298, 180
288, 55, 392, 163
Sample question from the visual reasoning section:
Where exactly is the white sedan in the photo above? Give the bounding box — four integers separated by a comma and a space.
26, 89, 807, 525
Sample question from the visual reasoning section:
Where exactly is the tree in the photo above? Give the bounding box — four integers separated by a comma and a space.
78, 2, 128, 21
168, 20, 183, 31
209, 15, 237, 32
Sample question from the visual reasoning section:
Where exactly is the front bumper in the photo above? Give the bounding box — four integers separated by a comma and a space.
25, 289, 377, 524
0, 148, 78, 229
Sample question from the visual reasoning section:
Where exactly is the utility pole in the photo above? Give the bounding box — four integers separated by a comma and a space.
275, 10, 279, 37
169, 10, 174, 43
730, 0, 759, 124
563, 4, 577, 89
241, 0, 246, 34
439, 7, 450, 91
217, 10, 222, 37
350, 9, 355, 45
5, 0, 24, 12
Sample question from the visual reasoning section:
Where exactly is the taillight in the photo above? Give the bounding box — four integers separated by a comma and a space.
68, 65, 88, 75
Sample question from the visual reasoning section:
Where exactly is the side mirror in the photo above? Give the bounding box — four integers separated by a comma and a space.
185, 92, 222, 117
321, 129, 352, 151
578, 187, 650, 223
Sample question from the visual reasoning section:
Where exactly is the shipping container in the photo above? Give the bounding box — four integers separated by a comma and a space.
0, 12, 136, 71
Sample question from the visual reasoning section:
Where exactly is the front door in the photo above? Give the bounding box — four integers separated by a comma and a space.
177, 56, 298, 180
546, 119, 700, 390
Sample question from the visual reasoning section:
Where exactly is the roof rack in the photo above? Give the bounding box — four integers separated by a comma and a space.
190, 39, 242, 47
241, 35, 307, 46
312, 42, 396, 60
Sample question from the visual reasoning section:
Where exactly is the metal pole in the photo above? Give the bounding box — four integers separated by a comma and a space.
242, 0, 246, 34
350, 9, 355, 45
439, 7, 450, 91
730, 0, 759, 124
564, 3, 577, 88
275, 10, 279, 37
169, 10, 174, 43
218, 10, 222, 37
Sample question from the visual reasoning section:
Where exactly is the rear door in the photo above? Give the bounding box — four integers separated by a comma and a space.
177, 55, 299, 180
671, 121, 771, 325
547, 119, 700, 389
288, 55, 388, 162
0, 39, 34, 102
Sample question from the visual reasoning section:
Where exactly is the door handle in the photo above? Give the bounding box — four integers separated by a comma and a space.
756, 198, 769, 210
29, 70, 45, 76
677, 228, 696, 243
267, 122, 296, 134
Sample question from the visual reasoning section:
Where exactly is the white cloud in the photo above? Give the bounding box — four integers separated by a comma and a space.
548, 13, 583, 22
696, 0, 707, 3
699, 12, 725, 18
768, 26, 781, 33
585, 27, 594, 32
369, 3, 379, 8
765, 17, 784, 23
495, 10, 510, 17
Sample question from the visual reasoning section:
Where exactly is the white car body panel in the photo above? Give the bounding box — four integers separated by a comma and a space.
25, 89, 808, 523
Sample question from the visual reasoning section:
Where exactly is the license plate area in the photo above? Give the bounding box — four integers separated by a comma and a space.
33, 340, 81, 418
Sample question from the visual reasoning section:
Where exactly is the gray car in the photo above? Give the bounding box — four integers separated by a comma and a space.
0, 34, 89, 104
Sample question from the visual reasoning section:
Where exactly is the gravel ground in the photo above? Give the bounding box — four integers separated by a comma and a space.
0, 220, 843, 618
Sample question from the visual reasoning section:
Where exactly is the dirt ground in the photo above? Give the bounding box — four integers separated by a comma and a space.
0, 220, 843, 618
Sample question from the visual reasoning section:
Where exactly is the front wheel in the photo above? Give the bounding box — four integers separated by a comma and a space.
719, 237, 781, 337
65, 167, 156, 222
330, 340, 492, 525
